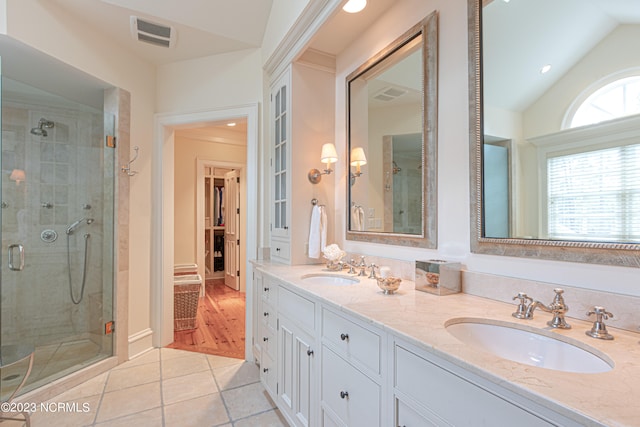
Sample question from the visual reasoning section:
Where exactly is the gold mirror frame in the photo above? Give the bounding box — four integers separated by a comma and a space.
345, 11, 438, 249
468, 0, 640, 267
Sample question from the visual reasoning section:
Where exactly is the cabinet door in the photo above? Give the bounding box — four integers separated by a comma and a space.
279, 315, 316, 427
271, 69, 290, 239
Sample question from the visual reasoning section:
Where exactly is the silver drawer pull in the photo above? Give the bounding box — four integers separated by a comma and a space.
8, 244, 25, 271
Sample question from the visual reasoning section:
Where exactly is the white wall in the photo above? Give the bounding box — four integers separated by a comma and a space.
3, 0, 156, 350
334, 0, 640, 295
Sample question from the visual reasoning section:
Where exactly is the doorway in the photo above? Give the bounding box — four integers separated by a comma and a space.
152, 105, 258, 362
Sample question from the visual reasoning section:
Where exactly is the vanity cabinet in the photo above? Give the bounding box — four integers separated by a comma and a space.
268, 62, 335, 265
257, 275, 278, 397
277, 285, 318, 427
393, 339, 585, 427
320, 307, 385, 427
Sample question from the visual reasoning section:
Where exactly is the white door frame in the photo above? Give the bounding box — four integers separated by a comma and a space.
152, 104, 258, 358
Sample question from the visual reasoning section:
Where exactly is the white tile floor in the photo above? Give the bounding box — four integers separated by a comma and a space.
4, 348, 288, 427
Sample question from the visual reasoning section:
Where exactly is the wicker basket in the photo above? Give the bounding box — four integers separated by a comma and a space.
174, 281, 200, 331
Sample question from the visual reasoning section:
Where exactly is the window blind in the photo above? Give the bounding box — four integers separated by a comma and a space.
547, 143, 640, 242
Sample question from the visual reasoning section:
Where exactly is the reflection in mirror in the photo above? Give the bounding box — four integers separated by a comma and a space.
468, 0, 640, 266
346, 12, 437, 248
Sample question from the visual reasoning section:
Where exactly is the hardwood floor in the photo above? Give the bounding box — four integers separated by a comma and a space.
166, 278, 246, 359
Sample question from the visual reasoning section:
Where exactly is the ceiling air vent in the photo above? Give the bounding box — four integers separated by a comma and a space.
130, 16, 176, 48
373, 86, 407, 102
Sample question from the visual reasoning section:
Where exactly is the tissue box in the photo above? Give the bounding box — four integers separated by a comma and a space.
415, 260, 461, 296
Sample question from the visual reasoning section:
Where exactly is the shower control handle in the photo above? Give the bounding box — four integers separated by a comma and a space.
8, 244, 25, 271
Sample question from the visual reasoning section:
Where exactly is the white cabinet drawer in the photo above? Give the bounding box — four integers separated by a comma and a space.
271, 238, 290, 262
322, 308, 381, 375
395, 345, 553, 427
260, 300, 277, 331
261, 278, 277, 303
322, 346, 380, 427
397, 398, 446, 427
279, 286, 316, 333
260, 352, 277, 398
259, 319, 277, 359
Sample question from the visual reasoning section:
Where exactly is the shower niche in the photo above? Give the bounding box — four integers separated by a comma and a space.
0, 37, 116, 398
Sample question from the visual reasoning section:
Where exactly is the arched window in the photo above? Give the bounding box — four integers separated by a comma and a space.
569, 76, 640, 128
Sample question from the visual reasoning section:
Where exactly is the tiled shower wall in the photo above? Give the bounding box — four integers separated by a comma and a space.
1, 99, 111, 348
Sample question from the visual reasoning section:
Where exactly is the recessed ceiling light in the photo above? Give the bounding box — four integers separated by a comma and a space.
503, 0, 510, 3
343, 0, 367, 13
227, 122, 237, 127
540, 64, 552, 74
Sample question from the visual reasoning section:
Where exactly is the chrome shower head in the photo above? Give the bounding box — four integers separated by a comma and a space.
30, 118, 54, 137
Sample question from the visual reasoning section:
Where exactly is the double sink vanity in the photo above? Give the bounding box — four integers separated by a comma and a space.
251, 260, 640, 427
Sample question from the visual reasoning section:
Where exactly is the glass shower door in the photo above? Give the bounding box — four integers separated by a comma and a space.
0, 67, 114, 397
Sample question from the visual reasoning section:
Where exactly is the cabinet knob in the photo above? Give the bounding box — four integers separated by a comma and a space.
340, 333, 349, 341
284, 226, 289, 230
264, 287, 270, 292
263, 368, 269, 373
340, 391, 349, 399
276, 248, 281, 252
307, 349, 314, 356
263, 337, 268, 342
263, 312, 269, 317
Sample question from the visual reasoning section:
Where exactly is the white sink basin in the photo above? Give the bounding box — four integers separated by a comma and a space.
300, 274, 359, 286
445, 318, 613, 373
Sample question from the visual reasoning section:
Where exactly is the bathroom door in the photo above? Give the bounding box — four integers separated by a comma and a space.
224, 169, 240, 290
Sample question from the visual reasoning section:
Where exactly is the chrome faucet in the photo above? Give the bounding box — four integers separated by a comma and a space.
357, 256, 367, 276
586, 306, 614, 340
511, 292, 533, 319
368, 263, 378, 279
341, 259, 358, 275
525, 288, 571, 329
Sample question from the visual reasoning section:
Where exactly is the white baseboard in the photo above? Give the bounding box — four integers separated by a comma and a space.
128, 328, 154, 359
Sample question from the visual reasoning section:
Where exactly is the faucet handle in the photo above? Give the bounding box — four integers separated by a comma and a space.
512, 292, 533, 319
586, 306, 614, 340
368, 263, 378, 279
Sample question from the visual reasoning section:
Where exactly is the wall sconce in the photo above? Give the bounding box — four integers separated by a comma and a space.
350, 147, 367, 185
308, 143, 338, 184
9, 169, 26, 185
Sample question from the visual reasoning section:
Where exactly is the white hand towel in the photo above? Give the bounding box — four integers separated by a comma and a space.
351, 205, 364, 231
308, 205, 327, 259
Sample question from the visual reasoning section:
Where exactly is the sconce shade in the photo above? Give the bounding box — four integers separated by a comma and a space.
321, 143, 338, 164
350, 147, 367, 167
9, 169, 26, 185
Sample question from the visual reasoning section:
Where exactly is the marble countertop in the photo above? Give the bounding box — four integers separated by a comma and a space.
252, 261, 640, 427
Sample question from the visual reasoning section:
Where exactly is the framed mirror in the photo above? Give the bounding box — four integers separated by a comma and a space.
469, 0, 640, 267
346, 12, 438, 248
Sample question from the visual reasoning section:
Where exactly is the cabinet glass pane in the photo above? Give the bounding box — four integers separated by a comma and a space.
276, 91, 281, 115
275, 201, 281, 228
281, 113, 287, 141
281, 171, 287, 199
281, 86, 287, 112
275, 146, 281, 172
275, 117, 280, 146
281, 202, 287, 227
281, 144, 286, 170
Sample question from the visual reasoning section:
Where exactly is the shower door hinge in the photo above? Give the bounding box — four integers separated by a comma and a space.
105, 321, 115, 335
106, 135, 117, 148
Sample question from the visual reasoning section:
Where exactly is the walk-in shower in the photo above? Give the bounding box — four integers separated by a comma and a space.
1, 72, 115, 399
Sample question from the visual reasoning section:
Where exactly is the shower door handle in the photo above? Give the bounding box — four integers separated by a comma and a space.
8, 244, 25, 271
